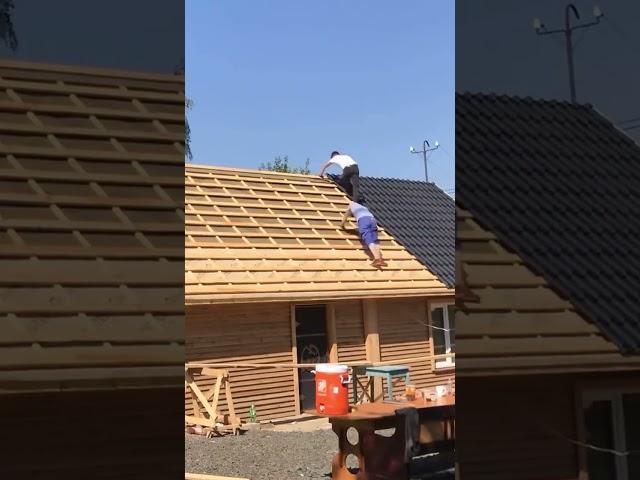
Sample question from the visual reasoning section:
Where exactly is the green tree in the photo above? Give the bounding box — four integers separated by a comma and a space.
0, 0, 18, 51
185, 98, 193, 161
260, 156, 310, 174
174, 59, 193, 162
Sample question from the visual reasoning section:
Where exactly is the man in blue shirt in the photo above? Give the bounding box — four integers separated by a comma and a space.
340, 200, 387, 268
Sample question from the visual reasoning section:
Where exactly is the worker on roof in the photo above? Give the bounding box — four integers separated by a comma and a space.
341, 200, 387, 268
318, 151, 362, 202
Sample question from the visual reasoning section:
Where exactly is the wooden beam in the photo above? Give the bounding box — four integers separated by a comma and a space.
186, 288, 454, 305
185, 355, 453, 370
456, 352, 640, 375
186, 281, 445, 295
0, 78, 183, 102
290, 304, 301, 415
0, 343, 182, 369
0, 58, 183, 82
327, 303, 338, 363
185, 473, 249, 480
184, 370, 219, 421
363, 298, 383, 400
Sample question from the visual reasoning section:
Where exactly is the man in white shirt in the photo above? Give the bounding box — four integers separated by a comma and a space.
318, 151, 361, 202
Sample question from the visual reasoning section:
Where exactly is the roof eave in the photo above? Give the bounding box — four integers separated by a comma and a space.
186, 287, 455, 305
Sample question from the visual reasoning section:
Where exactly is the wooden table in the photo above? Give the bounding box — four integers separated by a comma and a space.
351, 364, 411, 403
329, 396, 455, 480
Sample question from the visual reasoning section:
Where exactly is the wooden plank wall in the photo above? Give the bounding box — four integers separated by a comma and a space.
1, 388, 184, 479
186, 303, 297, 422
335, 300, 367, 402
378, 298, 454, 396
335, 300, 367, 364
457, 375, 579, 480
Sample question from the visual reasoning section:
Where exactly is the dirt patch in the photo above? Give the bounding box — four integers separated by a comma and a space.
185, 429, 337, 480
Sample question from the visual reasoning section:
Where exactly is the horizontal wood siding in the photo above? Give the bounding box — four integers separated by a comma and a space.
378, 298, 453, 396
335, 300, 367, 402
335, 300, 366, 363
457, 207, 640, 375
1, 388, 183, 478
186, 303, 296, 422
457, 375, 578, 479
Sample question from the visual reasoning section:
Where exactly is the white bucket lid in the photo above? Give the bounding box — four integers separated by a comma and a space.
315, 363, 348, 373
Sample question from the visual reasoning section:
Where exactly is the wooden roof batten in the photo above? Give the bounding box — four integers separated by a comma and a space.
185, 164, 453, 304
0, 60, 184, 393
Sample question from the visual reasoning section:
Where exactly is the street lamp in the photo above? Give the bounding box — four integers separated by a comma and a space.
533, 4, 603, 103
410, 140, 439, 182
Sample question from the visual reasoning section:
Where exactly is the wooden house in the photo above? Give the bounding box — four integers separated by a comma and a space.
456, 93, 640, 480
185, 165, 455, 422
0, 60, 184, 477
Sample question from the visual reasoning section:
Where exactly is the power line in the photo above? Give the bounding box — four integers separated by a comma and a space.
617, 116, 640, 125
439, 144, 455, 162
543, 423, 640, 457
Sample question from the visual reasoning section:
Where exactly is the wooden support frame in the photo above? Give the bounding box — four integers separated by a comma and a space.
184, 366, 241, 434
363, 299, 383, 401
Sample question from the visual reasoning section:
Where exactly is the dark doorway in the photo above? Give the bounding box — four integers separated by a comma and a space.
295, 305, 328, 412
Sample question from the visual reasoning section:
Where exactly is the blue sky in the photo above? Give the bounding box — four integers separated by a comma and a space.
187, 1, 454, 192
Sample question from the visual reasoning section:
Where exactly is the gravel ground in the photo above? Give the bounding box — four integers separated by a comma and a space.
185, 429, 338, 480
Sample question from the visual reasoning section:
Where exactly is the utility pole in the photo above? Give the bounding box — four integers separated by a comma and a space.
533, 4, 603, 103
410, 140, 439, 182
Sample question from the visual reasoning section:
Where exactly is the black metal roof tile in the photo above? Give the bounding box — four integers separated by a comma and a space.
329, 175, 455, 287
457, 92, 640, 354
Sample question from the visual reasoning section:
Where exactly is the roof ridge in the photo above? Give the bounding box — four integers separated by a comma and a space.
0, 59, 183, 82
456, 90, 594, 110
361, 176, 453, 199
186, 163, 319, 179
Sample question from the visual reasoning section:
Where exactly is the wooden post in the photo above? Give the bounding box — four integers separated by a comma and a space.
327, 303, 338, 363
426, 300, 436, 372
290, 304, 301, 415
574, 382, 589, 480
363, 299, 383, 401
223, 373, 238, 426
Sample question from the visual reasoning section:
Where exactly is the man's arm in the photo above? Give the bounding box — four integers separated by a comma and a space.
317, 159, 331, 177
340, 206, 351, 229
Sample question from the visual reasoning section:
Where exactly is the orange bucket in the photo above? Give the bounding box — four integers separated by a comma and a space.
314, 364, 350, 415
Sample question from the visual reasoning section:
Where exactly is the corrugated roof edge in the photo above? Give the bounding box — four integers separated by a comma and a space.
0, 58, 184, 82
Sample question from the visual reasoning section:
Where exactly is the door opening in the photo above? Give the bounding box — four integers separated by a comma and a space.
295, 305, 328, 412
